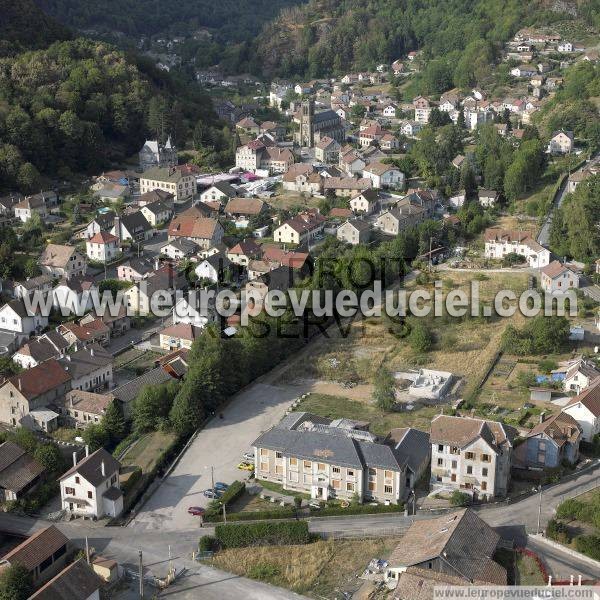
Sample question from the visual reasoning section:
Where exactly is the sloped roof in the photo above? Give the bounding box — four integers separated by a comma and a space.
565, 378, 600, 417
387, 509, 505, 584
430, 415, 511, 452
168, 213, 220, 240
30, 558, 102, 600
541, 260, 571, 279
60, 448, 120, 486
39, 244, 79, 269
112, 366, 171, 404
225, 198, 266, 215
5, 359, 71, 400
64, 389, 113, 416
89, 231, 118, 244
0, 442, 45, 493
2, 526, 69, 570
527, 412, 581, 447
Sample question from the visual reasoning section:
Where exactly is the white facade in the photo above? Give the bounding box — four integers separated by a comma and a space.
0, 303, 48, 337
563, 401, 600, 443
86, 237, 119, 263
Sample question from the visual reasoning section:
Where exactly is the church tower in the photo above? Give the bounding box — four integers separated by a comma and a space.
300, 99, 315, 147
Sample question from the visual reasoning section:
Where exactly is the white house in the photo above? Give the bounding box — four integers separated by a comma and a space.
449, 190, 466, 208
484, 228, 551, 268
562, 359, 600, 395
562, 381, 600, 442
548, 130, 574, 154
86, 231, 120, 264
0, 298, 49, 339
160, 238, 198, 261
478, 189, 498, 208
194, 252, 231, 284
172, 295, 210, 328
350, 189, 379, 214
557, 41, 573, 52
540, 261, 579, 294
60, 447, 123, 519
430, 415, 513, 500
362, 162, 404, 189
58, 344, 113, 394
200, 182, 237, 204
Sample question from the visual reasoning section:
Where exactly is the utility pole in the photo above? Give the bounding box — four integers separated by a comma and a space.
211, 465, 215, 491
536, 486, 543, 535
138, 550, 144, 599
223, 502, 227, 523
85, 536, 90, 564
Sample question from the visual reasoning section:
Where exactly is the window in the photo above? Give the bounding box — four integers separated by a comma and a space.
368, 468, 376, 477
275, 452, 282, 459
332, 466, 341, 475
303, 460, 312, 469
466, 466, 473, 475
450, 446, 459, 454
384, 470, 393, 479
332, 479, 341, 490
368, 481, 376, 492
289, 471, 298, 482
260, 462, 268, 472
65, 487, 75, 495
347, 469, 354, 477
289, 457, 297, 467
437, 458, 444, 466
275, 465, 283, 475
260, 448, 268, 456
436, 476, 442, 482
384, 485, 393, 494
317, 463, 326, 471
482, 468, 488, 477
346, 482, 355, 492
481, 481, 487, 491
451, 474, 456, 482
481, 454, 491, 463
75, 476, 80, 484
87, 491, 93, 499
465, 452, 475, 460
437, 444, 444, 452
451, 461, 457, 469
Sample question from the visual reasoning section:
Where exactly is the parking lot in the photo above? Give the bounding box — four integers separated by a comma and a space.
130, 382, 300, 531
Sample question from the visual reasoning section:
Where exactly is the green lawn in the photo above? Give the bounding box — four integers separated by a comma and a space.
295, 393, 438, 436
120, 430, 177, 474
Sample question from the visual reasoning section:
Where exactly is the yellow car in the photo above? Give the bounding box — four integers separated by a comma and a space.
237, 462, 254, 471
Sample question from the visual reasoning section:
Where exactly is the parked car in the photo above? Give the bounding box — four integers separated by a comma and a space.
187, 506, 206, 516
203, 489, 222, 499
308, 501, 321, 509
242, 451, 254, 461
214, 482, 229, 491
237, 462, 254, 471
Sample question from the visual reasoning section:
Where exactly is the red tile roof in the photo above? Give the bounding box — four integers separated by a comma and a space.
5, 359, 71, 400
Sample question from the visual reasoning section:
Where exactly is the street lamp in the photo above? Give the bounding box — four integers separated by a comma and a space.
536, 485, 543, 535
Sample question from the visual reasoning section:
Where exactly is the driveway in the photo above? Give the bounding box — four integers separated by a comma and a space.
130, 382, 300, 531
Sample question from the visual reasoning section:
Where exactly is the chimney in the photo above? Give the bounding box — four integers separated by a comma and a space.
101, 461, 106, 477
72, 451, 78, 467
85, 445, 89, 457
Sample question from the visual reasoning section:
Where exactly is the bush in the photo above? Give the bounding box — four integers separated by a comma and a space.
450, 490, 470, 507
555, 498, 585, 521
575, 535, 600, 560
248, 563, 281, 580
204, 481, 245, 521
199, 535, 217, 552
121, 467, 142, 496
546, 519, 571, 544
206, 507, 296, 523
311, 502, 404, 517
408, 321, 433, 353
215, 521, 311, 548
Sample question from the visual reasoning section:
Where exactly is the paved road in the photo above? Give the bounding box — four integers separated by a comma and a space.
537, 177, 567, 248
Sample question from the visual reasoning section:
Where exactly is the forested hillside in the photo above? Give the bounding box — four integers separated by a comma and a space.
0, 0, 217, 190
256, 0, 599, 79
34, 0, 306, 43
0, 0, 70, 52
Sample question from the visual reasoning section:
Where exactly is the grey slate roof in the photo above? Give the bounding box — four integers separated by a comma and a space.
0, 442, 45, 493
254, 412, 422, 472
59, 448, 120, 487
386, 428, 430, 474
112, 366, 171, 404
30, 558, 102, 600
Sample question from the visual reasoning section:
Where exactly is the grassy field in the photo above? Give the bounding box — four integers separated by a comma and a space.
515, 553, 545, 585
120, 430, 177, 474
296, 393, 439, 435
267, 191, 322, 211
208, 538, 400, 598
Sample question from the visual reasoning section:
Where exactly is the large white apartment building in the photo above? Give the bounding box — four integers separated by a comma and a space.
429, 415, 513, 500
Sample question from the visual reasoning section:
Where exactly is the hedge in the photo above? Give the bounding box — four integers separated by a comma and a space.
309, 502, 404, 517
575, 535, 600, 561
207, 507, 296, 523
204, 481, 245, 521
215, 521, 311, 548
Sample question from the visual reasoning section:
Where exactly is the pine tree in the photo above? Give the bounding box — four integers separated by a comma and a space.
102, 399, 126, 442
372, 366, 396, 411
